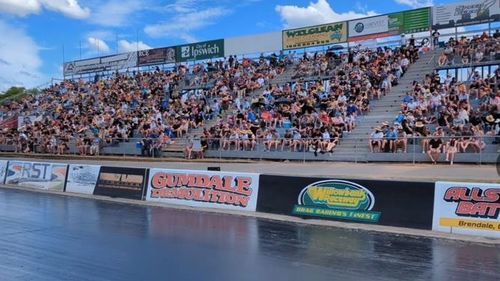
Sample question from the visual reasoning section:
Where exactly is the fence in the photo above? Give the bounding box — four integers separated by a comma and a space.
0, 135, 497, 164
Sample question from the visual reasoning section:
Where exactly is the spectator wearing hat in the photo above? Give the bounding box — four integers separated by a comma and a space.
369, 127, 384, 153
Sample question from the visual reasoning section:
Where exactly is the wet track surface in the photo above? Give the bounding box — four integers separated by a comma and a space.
0, 188, 499, 281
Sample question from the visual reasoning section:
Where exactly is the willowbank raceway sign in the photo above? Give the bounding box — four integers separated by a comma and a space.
282, 22, 347, 50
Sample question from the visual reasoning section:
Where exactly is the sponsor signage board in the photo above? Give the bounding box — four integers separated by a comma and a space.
63, 52, 138, 76
5, 161, 68, 191
282, 22, 347, 50
93, 166, 147, 200
433, 181, 500, 238
0, 160, 8, 184
388, 8, 430, 34
137, 47, 175, 66
433, 0, 500, 29
258, 175, 434, 229
348, 15, 392, 41
65, 164, 101, 194
0, 115, 18, 130
175, 39, 224, 62
293, 180, 381, 223
146, 168, 260, 211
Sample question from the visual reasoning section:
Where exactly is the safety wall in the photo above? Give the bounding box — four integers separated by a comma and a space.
4, 160, 67, 191
433, 181, 500, 238
224, 32, 282, 56
146, 168, 260, 211
257, 175, 435, 230
0, 159, 498, 239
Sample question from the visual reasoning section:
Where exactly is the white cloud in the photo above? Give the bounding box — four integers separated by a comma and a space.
87, 37, 110, 53
144, 6, 230, 42
0, 0, 90, 19
0, 20, 44, 91
117, 40, 151, 52
0, 0, 41, 16
275, 0, 377, 28
89, 0, 142, 27
394, 0, 433, 9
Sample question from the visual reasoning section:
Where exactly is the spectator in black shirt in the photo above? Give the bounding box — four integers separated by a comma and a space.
427, 133, 443, 164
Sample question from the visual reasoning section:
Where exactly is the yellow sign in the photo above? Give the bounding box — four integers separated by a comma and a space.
282, 22, 347, 50
439, 218, 500, 232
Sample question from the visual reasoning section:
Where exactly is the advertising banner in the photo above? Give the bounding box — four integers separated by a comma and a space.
0, 115, 18, 130
282, 22, 347, 50
17, 115, 42, 128
176, 39, 224, 62
5, 161, 68, 191
146, 168, 260, 211
433, 0, 500, 29
225, 32, 282, 56
348, 15, 393, 41
433, 181, 500, 238
388, 8, 430, 34
93, 166, 147, 200
0, 160, 8, 184
65, 164, 101, 194
137, 47, 175, 66
63, 52, 138, 76
258, 175, 434, 229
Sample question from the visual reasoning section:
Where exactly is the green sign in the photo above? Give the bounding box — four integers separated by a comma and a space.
175, 39, 224, 62
293, 180, 381, 223
388, 7, 430, 34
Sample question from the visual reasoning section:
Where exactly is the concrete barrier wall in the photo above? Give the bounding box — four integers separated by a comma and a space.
1, 159, 498, 238
257, 175, 435, 230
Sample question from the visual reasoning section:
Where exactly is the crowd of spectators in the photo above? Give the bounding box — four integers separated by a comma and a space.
437, 31, 500, 67
203, 45, 419, 155
0, 54, 284, 156
370, 33, 499, 164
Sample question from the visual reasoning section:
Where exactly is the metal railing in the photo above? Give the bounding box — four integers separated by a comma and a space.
0, 135, 497, 164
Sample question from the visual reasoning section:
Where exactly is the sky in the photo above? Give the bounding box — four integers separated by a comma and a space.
0, 0, 468, 91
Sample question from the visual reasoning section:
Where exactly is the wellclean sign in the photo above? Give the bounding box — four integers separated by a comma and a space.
433, 181, 500, 238
282, 22, 347, 50
146, 169, 260, 211
175, 39, 224, 62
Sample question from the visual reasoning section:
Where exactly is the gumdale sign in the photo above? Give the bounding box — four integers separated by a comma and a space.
150, 173, 253, 196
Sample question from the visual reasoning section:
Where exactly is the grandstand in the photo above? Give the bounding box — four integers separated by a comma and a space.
0, 3, 498, 164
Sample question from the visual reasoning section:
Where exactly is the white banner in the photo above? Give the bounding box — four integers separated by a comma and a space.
433, 0, 500, 29
5, 161, 68, 191
433, 181, 500, 238
0, 160, 8, 184
348, 15, 389, 38
225, 32, 282, 56
64, 52, 138, 76
146, 168, 260, 211
65, 164, 101, 194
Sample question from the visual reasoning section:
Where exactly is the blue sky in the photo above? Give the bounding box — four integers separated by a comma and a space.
0, 0, 463, 90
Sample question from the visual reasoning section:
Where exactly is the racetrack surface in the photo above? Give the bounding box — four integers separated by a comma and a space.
0, 188, 498, 281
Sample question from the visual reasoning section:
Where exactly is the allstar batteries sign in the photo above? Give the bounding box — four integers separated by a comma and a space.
176, 39, 224, 62
433, 181, 500, 238
293, 180, 381, 222
146, 168, 260, 211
